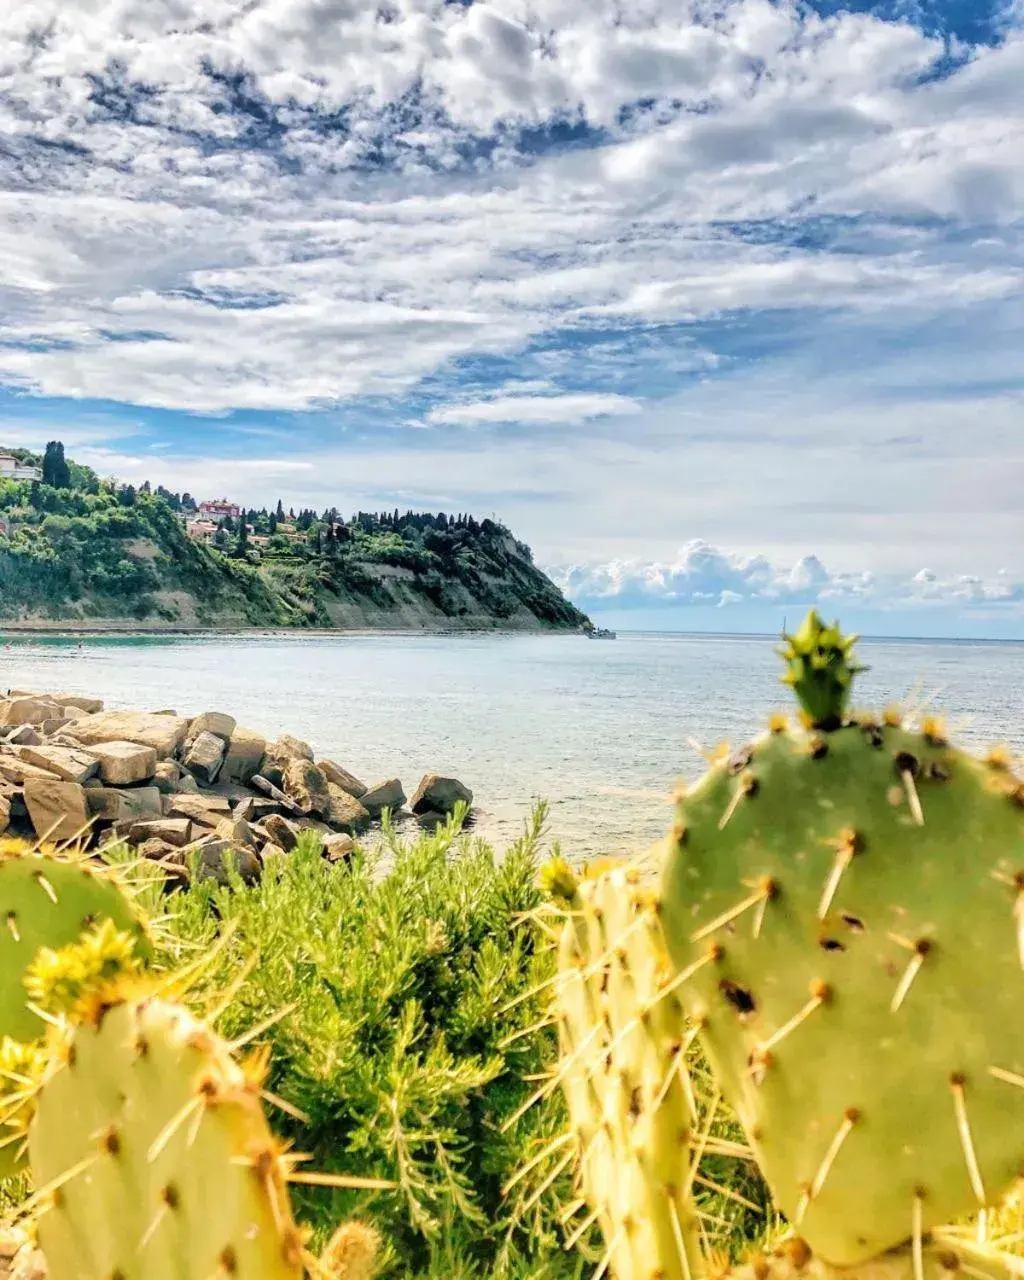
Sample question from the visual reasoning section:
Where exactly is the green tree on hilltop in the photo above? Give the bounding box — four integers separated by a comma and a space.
42, 441, 71, 489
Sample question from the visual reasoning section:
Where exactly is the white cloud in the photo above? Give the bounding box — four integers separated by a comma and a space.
549, 539, 1024, 612
427, 392, 641, 425
0, 0, 1020, 413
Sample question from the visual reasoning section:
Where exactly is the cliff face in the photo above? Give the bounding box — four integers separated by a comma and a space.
0, 456, 590, 632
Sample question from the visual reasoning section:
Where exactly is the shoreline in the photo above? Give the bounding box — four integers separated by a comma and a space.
0, 619, 588, 639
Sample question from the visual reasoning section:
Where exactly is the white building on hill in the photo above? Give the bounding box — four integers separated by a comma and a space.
0, 455, 42, 482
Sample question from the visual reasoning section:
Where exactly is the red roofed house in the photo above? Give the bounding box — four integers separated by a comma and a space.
198, 499, 242, 524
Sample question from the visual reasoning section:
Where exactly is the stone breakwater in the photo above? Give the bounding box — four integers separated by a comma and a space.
0, 689, 473, 885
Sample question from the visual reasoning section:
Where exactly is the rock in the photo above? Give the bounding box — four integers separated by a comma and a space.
409, 774, 473, 817
322, 832, 355, 863
265, 733, 314, 765
0, 792, 9, 835
251, 775, 303, 814
16, 745, 99, 785
87, 740, 158, 785
260, 841, 287, 864
188, 711, 237, 741
214, 818, 258, 848
283, 758, 331, 818
152, 761, 182, 794
86, 786, 163, 822
233, 796, 281, 823
221, 726, 266, 784
260, 813, 299, 852
6, 725, 41, 746
182, 731, 225, 784
23, 777, 90, 841
190, 838, 261, 886
129, 818, 193, 848
51, 693, 104, 714
359, 778, 406, 817
166, 793, 232, 825
416, 809, 449, 832
0, 697, 64, 727
320, 760, 367, 798
41, 718, 72, 736
176, 772, 199, 794
326, 785, 371, 835
70, 711, 190, 757
261, 764, 285, 789
0, 758, 60, 785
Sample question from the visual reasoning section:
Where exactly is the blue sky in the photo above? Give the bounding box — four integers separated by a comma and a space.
0, 0, 1022, 636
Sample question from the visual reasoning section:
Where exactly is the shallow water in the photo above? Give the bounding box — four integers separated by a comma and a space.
2, 630, 1022, 857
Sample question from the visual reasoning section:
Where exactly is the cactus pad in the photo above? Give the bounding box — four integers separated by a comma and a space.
550, 858, 705, 1280
27, 993, 307, 1280
0, 843, 150, 1046
659, 616, 1024, 1265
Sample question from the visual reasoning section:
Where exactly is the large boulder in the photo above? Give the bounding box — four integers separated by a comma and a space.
322, 832, 355, 863
0, 697, 64, 727
260, 813, 299, 852
69, 711, 190, 758
249, 773, 302, 814
166, 793, 232, 826
86, 786, 163, 822
214, 818, 258, 848
264, 734, 314, 768
221, 726, 266, 784
51, 693, 104, 714
188, 711, 237, 741
0, 758, 61, 786
23, 777, 90, 841
129, 817, 193, 847
409, 774, 473, 817
233, 795, 281, 823
189, 838, 261, 886
319, 760, 367, 798
15, 745, 99, 785
359, 778, 406, 817
0, 792, 9, 835
326, 784, 371, 835
152, 761, 183, 794
5, 725, 41, 747
283, 758, 332, 818
88, 740, 158, 785
182, 732, 225, 785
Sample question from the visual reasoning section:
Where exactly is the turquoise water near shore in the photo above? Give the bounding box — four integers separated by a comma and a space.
2, 630, 1022, 857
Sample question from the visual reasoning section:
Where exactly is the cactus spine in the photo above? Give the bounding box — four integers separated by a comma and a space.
546, 857, 712, 1280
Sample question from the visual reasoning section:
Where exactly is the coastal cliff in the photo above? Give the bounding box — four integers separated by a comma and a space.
0, 446, 590, 632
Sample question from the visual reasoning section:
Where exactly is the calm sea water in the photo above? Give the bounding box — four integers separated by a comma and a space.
2, 631, 1022, 858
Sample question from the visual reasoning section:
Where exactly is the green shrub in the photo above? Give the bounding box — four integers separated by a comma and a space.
156, 807, 584, 1279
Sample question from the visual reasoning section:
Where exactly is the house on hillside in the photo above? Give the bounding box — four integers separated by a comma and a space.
0, 455, 42, 482
198, 498, 241, 524
186, 518, 221, 542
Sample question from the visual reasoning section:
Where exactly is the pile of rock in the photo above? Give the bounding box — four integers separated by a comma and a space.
0, 690, 473, 887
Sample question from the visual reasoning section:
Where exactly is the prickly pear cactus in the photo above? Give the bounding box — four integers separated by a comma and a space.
545, 856, 706, 1280
26, 991, 309, 1280
658, 610, 1024, 1266
0, 839, 150, 1045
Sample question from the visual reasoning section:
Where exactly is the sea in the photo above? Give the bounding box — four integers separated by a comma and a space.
1, 630, 1022, 859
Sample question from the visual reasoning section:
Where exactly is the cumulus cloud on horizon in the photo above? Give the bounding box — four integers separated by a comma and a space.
549, 541, 1024, 613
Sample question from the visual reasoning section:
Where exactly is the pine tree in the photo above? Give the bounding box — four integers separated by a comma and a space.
42, 441, 71, 489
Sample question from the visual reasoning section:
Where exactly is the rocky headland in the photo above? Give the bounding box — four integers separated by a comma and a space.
0, 688, 473, 883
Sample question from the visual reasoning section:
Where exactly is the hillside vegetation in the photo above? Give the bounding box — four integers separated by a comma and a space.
0, 445, 590, 631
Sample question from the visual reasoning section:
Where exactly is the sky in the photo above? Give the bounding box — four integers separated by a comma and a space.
0, 0, 1022, 636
